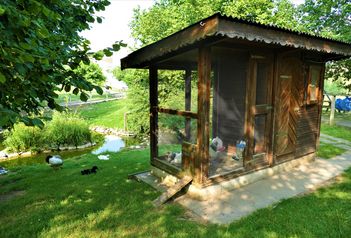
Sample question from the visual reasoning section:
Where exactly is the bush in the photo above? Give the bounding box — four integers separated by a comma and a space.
45, 112, 91, 149
4, 123, 45, 152
4, 112, 94, 152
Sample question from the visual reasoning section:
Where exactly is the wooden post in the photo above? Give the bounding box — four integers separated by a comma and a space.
195, 47, 211, 185
149, 67, 158, 161
185, 69, 192, 141
330, 95, 335, 126
123, 112, 128, 132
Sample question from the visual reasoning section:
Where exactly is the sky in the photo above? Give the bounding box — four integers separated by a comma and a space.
82, 0, 305, 68
81, 0, 154, 68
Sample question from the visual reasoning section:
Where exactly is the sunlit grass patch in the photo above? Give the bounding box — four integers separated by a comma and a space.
317, 143, 346, 159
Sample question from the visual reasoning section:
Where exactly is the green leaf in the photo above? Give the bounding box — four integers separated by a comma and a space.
16, 64, 27, 76
19, 43, 32, 50
0, 6, 5, 16
0, 115, 9, 126
103, 49, 113, 57
94, 86, 103, 95
22, 54, 35, 63
37, 27, 50, 38
21, 116, 32, 126
112, 43, 121, 51
48, 100, 55, 109
31, 118, 45, 129
0, 72, 6, 83
97, 16, 102, 23
73, 88, 79, 95
93, 50, 104, 60
64, 84, 71, 92
80, 92, 89, 102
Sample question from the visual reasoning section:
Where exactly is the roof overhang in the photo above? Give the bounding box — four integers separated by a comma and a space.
121, 13, 351, 69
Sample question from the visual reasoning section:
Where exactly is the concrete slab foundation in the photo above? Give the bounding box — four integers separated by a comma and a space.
135, 134, 351, 224
176, 151, 351, 224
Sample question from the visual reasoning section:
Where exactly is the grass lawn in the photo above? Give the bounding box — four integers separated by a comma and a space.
321, 123, 351, 142
1, 148, 351, 237
317, 142, 346, 159
72, 100, 128, 129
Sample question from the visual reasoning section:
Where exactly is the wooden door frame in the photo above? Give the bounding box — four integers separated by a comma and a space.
244, 53, 274, 168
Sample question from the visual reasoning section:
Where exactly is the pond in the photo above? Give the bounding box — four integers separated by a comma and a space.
92, 135, 125, 155
0, 135, 139, 168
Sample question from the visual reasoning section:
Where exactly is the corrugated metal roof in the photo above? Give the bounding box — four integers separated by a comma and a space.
121, 13, 351, 69
218, 13, 350, 45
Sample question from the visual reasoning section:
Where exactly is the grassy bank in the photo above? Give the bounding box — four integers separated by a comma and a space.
72, 100, 128, 129
1, 147, 351, 237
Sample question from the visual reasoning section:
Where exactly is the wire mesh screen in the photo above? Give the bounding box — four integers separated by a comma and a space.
209, 47, 249, 176
158, 113, 197, 168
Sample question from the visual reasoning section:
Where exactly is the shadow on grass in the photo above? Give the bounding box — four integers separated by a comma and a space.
0, 149, 351, 237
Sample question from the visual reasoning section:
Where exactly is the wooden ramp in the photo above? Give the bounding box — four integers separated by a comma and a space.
152, 176, 193, 207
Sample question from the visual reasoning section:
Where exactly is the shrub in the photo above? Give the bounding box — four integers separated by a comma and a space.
45, 112, 91, 149
4, 123, 45, 152
4, 112, 94, 152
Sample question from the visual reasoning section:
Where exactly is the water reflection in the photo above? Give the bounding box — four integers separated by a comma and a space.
92, 135, 125, 155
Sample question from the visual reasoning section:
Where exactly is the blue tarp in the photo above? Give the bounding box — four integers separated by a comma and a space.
335, 96, 351, 112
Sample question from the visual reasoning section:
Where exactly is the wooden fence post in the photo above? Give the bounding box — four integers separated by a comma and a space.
124, 112, 128, 132
185, 69, 192, 141
149, 67, 158, 161
330, 95, 335, 126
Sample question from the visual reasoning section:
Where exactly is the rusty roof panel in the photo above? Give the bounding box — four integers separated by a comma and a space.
121, 13, 351, 69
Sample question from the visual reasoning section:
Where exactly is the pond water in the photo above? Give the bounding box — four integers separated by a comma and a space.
92, 135, 125, 155
0, 135, 138, 168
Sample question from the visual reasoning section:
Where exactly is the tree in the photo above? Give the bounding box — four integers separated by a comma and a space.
130, 0, 300, 47
74, 62, 106, 87
0, 0, 125, 127
298, 0, 351, 41
298, 0, 351, 92
325, 60, 351, 93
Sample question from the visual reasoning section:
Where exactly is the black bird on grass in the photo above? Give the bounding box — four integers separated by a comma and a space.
81, 166, 98, 175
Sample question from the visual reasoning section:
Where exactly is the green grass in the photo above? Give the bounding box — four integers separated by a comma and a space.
72, 100, 128, 129
1, 148, 351, 237
317, 143, 346, 159
321, 123, 351, 142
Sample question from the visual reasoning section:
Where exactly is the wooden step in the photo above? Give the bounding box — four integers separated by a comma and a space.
152, 176, 193, 207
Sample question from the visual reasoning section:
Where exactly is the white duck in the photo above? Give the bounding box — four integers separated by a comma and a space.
45, 155, 63, 170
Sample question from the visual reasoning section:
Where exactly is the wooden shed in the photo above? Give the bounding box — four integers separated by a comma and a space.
121, 13, 351, 187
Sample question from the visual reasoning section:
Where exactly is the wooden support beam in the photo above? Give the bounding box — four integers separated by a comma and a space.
158, 108, 197, 119
329, 95, 336, 126
244, 60, 257, 167
316, 65, 326, 148
185, 69, 192, 141
195, 46, 211, 185
149, 67, 158, 161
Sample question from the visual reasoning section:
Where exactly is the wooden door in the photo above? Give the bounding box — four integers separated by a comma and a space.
245, 55, 274, 168
274, 56, 303, 162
